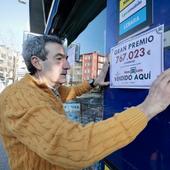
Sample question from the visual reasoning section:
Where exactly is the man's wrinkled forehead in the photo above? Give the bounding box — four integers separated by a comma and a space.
45, 42, 66, 55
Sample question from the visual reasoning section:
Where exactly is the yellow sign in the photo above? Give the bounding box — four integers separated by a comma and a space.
104, 165, 110, 170
120, 0, 134, 11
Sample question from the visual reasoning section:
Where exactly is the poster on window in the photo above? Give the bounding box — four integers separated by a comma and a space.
110, 25, 164, 89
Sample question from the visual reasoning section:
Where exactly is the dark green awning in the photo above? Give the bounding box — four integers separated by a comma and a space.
29, 0, 106, 44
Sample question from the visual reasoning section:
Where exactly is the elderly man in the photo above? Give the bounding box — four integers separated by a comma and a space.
0, 35, 170, 170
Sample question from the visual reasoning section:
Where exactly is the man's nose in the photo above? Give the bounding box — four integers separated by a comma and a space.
64, 59, 70, 69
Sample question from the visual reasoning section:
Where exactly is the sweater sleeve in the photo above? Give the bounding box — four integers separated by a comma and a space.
3, 90, 148, 169
58, 81, 91, 102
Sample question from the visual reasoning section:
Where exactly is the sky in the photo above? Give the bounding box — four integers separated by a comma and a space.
0, 0, 29, 52
74, 8, 106, 55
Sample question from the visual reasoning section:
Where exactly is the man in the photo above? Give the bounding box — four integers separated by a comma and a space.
0, 35, 170, 170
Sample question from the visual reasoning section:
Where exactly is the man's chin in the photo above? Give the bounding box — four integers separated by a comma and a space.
58, 79, 66, 84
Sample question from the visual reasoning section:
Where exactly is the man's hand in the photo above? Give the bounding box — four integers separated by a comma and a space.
94, 56, 110, 87
137, 68, 170, 120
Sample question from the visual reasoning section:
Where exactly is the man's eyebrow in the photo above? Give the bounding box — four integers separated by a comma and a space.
54, 53, 66, 58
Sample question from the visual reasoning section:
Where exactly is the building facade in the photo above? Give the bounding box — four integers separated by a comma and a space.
72, 61, 82, 84
66, 56, 82, 85
0, 45, 20, 89
82, 52, 105, 80
16, 58, 28, 80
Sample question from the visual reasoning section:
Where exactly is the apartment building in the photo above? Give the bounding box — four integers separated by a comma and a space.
82, 52, 106, 80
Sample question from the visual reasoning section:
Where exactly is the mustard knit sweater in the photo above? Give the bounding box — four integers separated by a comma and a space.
0, 74, 148, 170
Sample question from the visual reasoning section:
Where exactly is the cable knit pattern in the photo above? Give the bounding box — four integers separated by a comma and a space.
0, 74, 148, 170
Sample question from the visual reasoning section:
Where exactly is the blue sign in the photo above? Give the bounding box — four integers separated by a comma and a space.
118, 0, 152, 40
119, 7, 146, 35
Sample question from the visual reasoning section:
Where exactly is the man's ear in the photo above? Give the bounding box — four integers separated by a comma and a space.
31, 56, 42, 70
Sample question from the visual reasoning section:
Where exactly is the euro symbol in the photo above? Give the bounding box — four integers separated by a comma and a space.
147, 50, 151, 55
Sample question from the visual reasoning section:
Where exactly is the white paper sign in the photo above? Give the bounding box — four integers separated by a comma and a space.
67, 45, 76, 66
110, 25, 164, 89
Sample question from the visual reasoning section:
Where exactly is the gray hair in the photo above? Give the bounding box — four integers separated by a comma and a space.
22, 34, 63, 74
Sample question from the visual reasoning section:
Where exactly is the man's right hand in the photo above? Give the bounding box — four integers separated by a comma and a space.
137, 68, 170, 120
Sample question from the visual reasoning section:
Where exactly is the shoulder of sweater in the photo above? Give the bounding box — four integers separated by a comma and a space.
0, 78, 36, 101
0, 80, 46, 111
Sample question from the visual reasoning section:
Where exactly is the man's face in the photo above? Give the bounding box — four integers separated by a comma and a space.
40, 42, 70, 85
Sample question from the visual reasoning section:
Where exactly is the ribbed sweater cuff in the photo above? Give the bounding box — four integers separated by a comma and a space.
83, 80, 92, 90
115, 107, 148, 138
